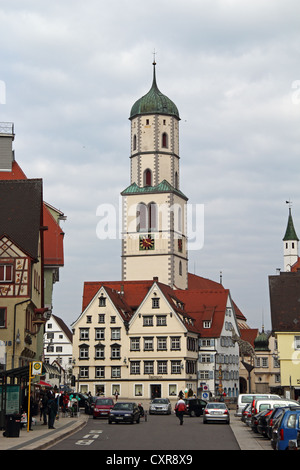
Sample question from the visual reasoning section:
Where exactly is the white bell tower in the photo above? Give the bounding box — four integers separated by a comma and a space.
121, 62, 188, 289
283, 204, 299, 272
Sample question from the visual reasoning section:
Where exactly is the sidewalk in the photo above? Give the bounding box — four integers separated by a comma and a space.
0, 412, 89, 451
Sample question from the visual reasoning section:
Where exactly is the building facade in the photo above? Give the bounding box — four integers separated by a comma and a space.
44, 313, 73, 386
72, 62, 244, 401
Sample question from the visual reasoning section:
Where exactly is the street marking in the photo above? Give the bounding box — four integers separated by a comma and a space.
76, 440, 94, 446
75, 429, 103, 446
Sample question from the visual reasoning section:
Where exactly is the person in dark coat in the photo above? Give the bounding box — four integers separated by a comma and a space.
40, 391, 48, 425
47, 391, 58, 429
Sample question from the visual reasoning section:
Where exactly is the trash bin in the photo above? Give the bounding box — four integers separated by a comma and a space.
3, 414, 21, 437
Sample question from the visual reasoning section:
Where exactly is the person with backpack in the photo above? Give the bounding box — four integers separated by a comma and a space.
175, 396, 187, 425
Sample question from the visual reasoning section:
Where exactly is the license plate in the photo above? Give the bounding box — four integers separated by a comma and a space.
212, 411, 222, 415
116, 416, 123, 420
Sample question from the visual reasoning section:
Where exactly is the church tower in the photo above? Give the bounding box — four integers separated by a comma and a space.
121, 61, 188, 289
283, 205, 299, 271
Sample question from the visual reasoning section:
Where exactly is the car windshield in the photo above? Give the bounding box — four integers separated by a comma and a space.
152, 399, 168, 404
207, 403, 226, 409
113, 403, 134, 410
96, 399, 113, 406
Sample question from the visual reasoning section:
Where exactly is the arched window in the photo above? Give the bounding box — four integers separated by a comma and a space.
148, 202, 157, 231
162, 132, 168, 148
144, 169, 152, 186
137, 202, 158, 232
136, 203, 147, 232
179, 261, 182, 276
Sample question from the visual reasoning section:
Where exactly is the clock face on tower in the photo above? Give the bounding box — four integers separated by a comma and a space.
139, 235, 155, 251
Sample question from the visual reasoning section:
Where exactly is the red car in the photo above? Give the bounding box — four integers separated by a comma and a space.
93, 397, 114, 419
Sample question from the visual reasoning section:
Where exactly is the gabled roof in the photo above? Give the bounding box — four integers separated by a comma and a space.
52, 314, 73, 343
240, 328, 258, 348
0, 179, 42, 260
43, 204, 64, 266
0, 160, 27, 180
269, 271, 300, 332
82, 280, 154, 313
0, 159, 65, 268
188, 273, 247, 323
81, 279, 198, 333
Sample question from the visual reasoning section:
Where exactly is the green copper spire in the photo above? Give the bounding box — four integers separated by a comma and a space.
283, 207, 299, 241
130, 61, 180, 119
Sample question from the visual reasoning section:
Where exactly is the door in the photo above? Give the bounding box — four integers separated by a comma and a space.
150, 385, 161, 399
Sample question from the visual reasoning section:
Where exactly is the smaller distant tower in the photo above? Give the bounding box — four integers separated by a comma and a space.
283, 204, 299, 272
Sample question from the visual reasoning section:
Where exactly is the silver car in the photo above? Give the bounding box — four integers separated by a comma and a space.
149, 398, 171, 415
203, 402, 230, 424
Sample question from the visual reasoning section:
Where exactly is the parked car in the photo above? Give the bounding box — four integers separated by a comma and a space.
108, 402, 140, 424
257, 409, 273, 437
266, 405, 300, 439
251, 398, 298, 417
93, 397, 114, 419
184, 398, 207, 417
203, 402, 230, 424
271, 407, 300, 450
149, 398, 171, 415
85, 396, 97, 415
250, 410, 269, 433
236, 393, 281, 417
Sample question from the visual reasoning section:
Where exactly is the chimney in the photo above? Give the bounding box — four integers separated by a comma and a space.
0, 122, 15, 171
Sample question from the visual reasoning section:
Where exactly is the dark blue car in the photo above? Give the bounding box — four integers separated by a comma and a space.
108, 402, 140, 424
271, 407, 300, 450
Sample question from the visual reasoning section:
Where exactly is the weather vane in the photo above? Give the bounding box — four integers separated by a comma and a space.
286, 199, 292, 209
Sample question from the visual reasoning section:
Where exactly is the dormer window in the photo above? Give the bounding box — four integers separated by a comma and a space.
203, 320, 211, 329
99, 295, 106, 307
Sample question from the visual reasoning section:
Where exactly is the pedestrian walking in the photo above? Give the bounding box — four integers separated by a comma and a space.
175, 396, 187, 425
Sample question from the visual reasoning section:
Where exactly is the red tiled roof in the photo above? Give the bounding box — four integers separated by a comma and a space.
240, 328, 258, 348
0, 161, 27, 180
175, 289, 229, 338
43, 204, 64, 266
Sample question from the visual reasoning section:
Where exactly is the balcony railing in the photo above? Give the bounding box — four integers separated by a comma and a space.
0, 122, 14, 135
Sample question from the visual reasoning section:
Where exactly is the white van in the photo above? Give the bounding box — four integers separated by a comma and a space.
236, 393, 281, 417
253, 399, 299, 415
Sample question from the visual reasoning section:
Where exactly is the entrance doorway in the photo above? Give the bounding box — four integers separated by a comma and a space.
150, 384, 161, 399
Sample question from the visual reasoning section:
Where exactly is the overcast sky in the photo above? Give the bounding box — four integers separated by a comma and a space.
1, 0, 300, 331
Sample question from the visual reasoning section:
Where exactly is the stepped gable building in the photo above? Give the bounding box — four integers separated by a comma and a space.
72, 62, 247, 399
